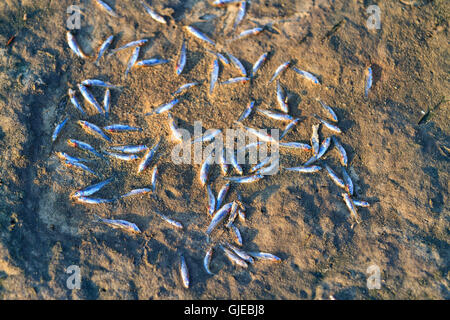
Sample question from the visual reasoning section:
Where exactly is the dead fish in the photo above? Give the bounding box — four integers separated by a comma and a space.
104, 152, 140, 161
221, 245, 248, 268
316, 98, 338, 122
237, 100, 255, 122
280, 118, 300, 140
216, 183, 230, 211
269, 61, 290, 84
279, 142, 311, 151
94, 0, 118, 17
64, 160, 99, 177
66, 31, 89, 59
137, 139, 160, 173
76, 196, 115, 204
248, 251, 281, 263
283, 166, 321, 173
331, 136, 348, 167
78, 84, 104, 114
341, 167, 354, 195
252, 52, 269, 77
192, 129, 221, 144
225, 202, 239, 228
121, 188, 152, 198
212, 0, 242, 6
81, 79, 122, 89
151, 166, 158, 192
154, 211, 183, 229
342, 193, 361, 223
140, 1, 166, 24
95, 216, 141, 234
135, 58, 170, 67
204, 248, 214, 275
249, 156, 272, 173
103, 124, 143, 132
229, 150, 244, 175
125, 46, 140, 77
176, 39, 186, 76
108, 39, 148, 56
72, 178, 113, 198
52, 117, 69, 142
221, 77, 250, 85
224, 173, 263, 183
184, 26, 216, 47
219, 149, 230, 175
95, 35, 114, 65
324, 164, 346, 190
78, 120, 111, 142
206, 50, 230, 65
179, 255, 190, 288
233, 1, 247, 30
276, 80, 289, 113
238, 124, 279, 144
227, 52, 247, 77
207, 184, 216, 216
232, 27, 263, 41
317, 117, 342, 134
210, 58, 220, 94
109, 145, 148, 153
68, 89, 86, 115
199, 150, 215, 186
173, 82, 201, 95
292, 67, 320, 84
353, 199, 370, 207
145, 98, 180, 116
67, 139, 104, 158
56, 152, 92, 164
229, 223, 242, 246
103, 88, 111, 119
257, 108, 293, 122
206, 202, 233, 235
226, 243, 254, 263
365, 66, 373, 98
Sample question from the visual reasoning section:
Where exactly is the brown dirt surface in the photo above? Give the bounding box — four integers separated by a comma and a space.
0, 0, 448, 299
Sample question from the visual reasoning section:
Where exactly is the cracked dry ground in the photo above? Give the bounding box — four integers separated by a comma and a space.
0, 0, 448, 299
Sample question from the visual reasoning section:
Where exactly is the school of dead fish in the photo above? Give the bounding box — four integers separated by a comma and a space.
53, 0, 374, 290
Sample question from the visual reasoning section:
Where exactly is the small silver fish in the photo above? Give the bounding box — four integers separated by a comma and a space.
135, 59, 170, 67
207, 50, 230, 65
269, 61, 290, 83
276, 80, 289, 113
103, 124, 143, 132
151, 165, 158, 192
173, 82, 201, 95
227, 52, 247, 77
212, 0, 242, 6
229, 151, 244, 175
81, 79, 122, 89
224, 173, 263, 183
283, 166, 321, 173
95, 0, 118, 17
229, 224, 243, 246
341, 167, 354, 195
65, 160, 99, 177
279, 142, 311, 151
342, 193, 361, 223
365, 66, 372, 98
248, 251, 281, 263
108, 39, 148, 56
221, 77, 250, 85
146, 98, 180, 116
252, 52, 269, 77
331, 136, 348, 167
78, 120, 111, 142
233, 1, 247, 30
226, 243, 254, 263
95, 215, 141, 233
137, 140, 160, 173
232, 27, 263, 41
78, 84, 104, 114
72, 178, 113, 198
52, 118, 69, 142
141, 1, 166, 24
184, 26, 216, 47
318, 117, 342, 134
95, 35, 114, 65
216, 183, 231, 211
207, 184, 216, 216
280, 118, 300, 140
239, 125, 279, 144
249, 156, 272, 173
125, 46, 140, 77
56, 152, 91, 164
292, 67, 320, 84
179, 255, 190, 288
204, 248, 214, 275
104, 152, 140, 161
237, 100, 255, 122
67, 139, 104, 158
324, 165, 346, 190
225, 202, 239, 228
353, 200, 370, 207
316, 98, 338, 122
221, 245, 248, 268
109, 145, 148, 153
210, 58, 220, 94
77, 197, 115, 204
206, 202, 233, 235
66, 31, 89, 59
192, 129, 221, 144
176, 39, 186, 76
154, 211, 183, 229
121, 188, 152, 198
68, 89, 86, 115
257, 108, 293, 122
103, 88, 111, 119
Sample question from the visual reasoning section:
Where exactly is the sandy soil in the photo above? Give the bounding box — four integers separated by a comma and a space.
0, 0, 448, 299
